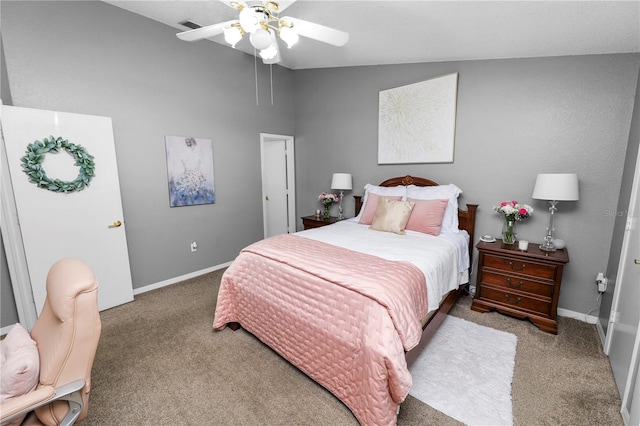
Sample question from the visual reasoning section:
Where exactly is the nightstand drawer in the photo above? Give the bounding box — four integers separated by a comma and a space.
303, 221, 328, 229
479, 286, 552, 317
301, 215, 338, 230
481, 270, 555, 298
483, 254, 558, 280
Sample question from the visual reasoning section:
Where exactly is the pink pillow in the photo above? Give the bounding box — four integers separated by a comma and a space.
1, 323, 40, 426
406, 184, 462, 233
405, 198, 449, 235
358, 193, 403, 225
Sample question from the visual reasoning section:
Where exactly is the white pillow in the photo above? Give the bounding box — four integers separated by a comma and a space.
406, 184, 462, 233
1, 323, 40, 426
354, 184, 406, 222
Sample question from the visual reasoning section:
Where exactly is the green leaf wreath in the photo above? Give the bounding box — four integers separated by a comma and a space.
20, 136, 95, 193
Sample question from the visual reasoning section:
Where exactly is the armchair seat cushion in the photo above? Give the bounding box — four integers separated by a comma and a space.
1, 323, 40, 425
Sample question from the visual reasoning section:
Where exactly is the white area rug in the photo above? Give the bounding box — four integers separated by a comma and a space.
409, 316, 517, 426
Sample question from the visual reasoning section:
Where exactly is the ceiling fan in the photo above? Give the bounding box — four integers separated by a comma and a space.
176, 0, 349, 65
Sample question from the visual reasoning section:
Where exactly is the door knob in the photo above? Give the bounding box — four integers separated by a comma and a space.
265, 195, 269, 201
635, 259, 640, 265
109, 220, 122, 228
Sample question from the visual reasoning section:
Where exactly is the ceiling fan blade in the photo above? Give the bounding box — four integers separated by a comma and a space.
176, 20, 236, 42
282, 17, 349, 47
276, 0, 297, 12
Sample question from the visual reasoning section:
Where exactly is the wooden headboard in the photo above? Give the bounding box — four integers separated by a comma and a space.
354, 175, 478, 267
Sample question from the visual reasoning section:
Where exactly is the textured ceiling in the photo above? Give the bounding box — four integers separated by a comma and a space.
103, 0, 640, 70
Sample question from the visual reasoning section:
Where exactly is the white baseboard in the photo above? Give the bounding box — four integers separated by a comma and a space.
132, 262, 232, 296
557, 307, 598, 324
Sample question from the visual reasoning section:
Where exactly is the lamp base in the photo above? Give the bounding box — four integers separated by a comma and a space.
540, 201, 558, 252
337, 190, 344, 220
539, 238, 557, 252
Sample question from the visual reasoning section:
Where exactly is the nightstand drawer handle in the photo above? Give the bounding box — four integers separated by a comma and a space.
504, 294, 522, 305
509, 261, 526, 271
506, 277, 524, 289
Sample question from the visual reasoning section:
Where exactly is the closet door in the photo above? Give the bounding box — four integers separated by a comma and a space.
606, 147, 640, 424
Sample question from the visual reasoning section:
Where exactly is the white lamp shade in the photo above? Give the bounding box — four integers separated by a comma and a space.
279, 26, 299, 48
239, 7, 260, 33
250, 28, 272, 50
259, 44, 278, 60
532, 173, 579, 201
224, 24, 243, 48
331, 173, 352, 191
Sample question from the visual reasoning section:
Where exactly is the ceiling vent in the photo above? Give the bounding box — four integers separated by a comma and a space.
178, 20, 201, 30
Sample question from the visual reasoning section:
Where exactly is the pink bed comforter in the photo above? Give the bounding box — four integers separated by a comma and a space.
214, 234, 429, 425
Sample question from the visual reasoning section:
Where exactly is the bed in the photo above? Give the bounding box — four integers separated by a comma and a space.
214, 175, 478, 425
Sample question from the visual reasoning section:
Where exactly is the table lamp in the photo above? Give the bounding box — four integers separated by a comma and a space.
331, 173, 352, 220
532, 173, 579, 252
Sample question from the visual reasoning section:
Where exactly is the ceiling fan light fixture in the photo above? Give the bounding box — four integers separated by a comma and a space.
279, 25, 298, 48
259, 44, 278, 60
264, 1, 279, 13
249, 27, 272, 50
239, 7, 260, 33
224, 23, 244, 48
176, 1, 350, 66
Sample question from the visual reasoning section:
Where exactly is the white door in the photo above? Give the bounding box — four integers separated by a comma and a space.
630, 364, 639, 425
1, 105, 134, 320
606, 147, 640, 424
261, 134, 295, 238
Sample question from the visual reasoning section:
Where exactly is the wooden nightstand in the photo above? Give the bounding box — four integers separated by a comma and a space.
471, 240, 569, 334
301, 215, 339, 230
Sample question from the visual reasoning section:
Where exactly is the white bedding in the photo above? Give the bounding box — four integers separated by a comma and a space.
296, 219, 470, 312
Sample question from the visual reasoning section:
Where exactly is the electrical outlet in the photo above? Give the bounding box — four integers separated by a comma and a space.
598, 278, 608, 293
596, 272, 607, 293
190, 241, 198, 252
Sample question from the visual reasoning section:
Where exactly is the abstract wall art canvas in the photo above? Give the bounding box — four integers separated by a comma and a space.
165, 135, 215, 207
378, 73, 459, 164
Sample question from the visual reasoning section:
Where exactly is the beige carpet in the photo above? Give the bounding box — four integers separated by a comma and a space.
83, 270, 623, 425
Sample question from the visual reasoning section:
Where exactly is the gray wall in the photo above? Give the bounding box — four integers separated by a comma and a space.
599, 65, 640, 333
1, 1, 295, 326
293, 55, 639, 315
1, 1, 639, 326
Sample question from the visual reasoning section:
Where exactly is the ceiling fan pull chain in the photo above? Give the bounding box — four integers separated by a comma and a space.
270, 63, 274, 106
254, 48, 259, 106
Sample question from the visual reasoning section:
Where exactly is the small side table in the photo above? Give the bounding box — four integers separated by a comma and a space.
471, 239, 569, 334
301, 215, 339, 230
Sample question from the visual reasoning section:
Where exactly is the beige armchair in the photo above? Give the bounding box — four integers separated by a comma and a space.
1, 258, 101, 426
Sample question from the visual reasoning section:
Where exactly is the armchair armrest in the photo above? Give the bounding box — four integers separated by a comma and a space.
1, 387, 56, 421
1, 380, 85, 426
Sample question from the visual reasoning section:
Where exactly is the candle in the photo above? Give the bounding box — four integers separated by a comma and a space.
518, 240, 529, 251
315, 209, 321, 217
